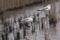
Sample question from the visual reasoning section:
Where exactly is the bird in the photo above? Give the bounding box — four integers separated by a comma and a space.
37, 4, 51, 11
21, 16, 33, 23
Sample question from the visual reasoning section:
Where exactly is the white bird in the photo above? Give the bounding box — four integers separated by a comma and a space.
38, 4, 51, 11
21, 16, 33, 22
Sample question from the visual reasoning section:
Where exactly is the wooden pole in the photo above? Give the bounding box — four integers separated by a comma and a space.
51, 0, 57, 23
